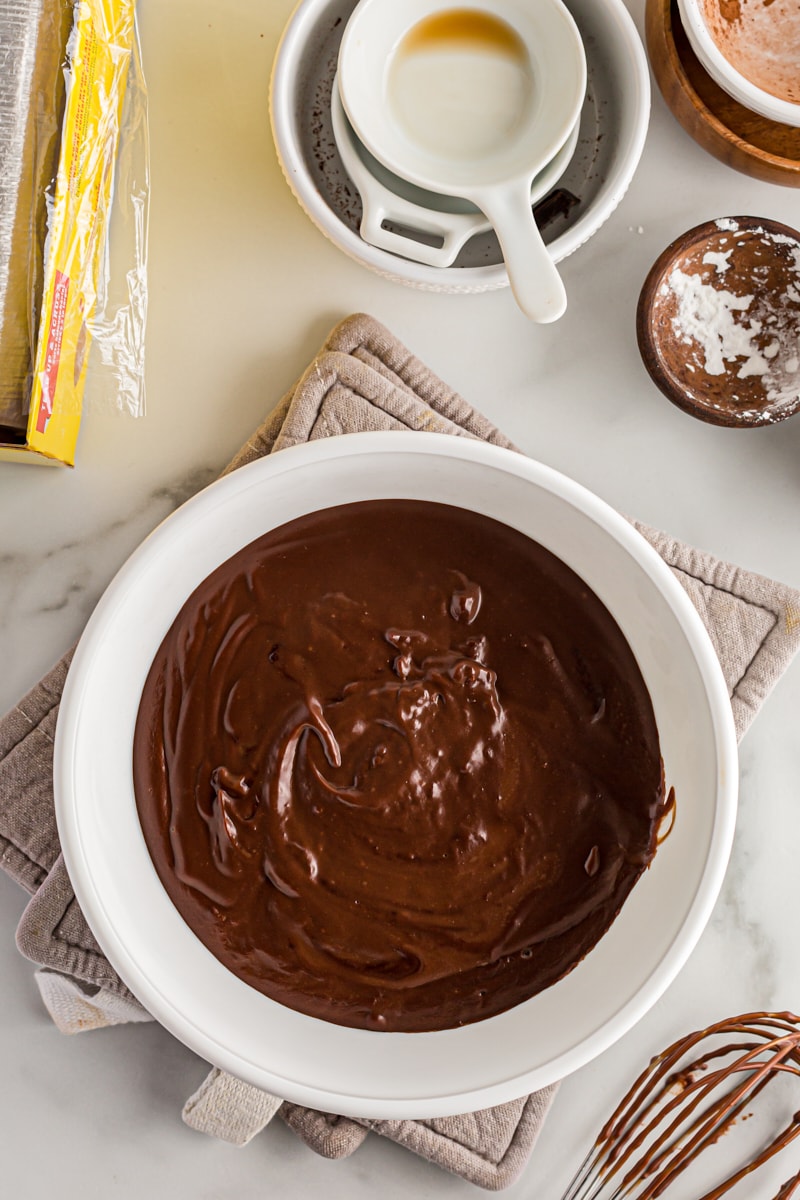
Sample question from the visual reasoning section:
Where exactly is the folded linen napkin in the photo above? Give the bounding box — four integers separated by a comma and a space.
2, 313, 799, 1190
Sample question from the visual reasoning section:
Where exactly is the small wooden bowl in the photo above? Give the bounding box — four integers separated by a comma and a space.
637, 216, 800, 428
645, 0, 800, 186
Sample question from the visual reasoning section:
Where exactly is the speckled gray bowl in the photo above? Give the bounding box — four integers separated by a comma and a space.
270, 0, 650, 293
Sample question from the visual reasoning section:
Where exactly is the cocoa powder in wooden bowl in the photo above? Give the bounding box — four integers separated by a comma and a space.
637, 215, 800, 428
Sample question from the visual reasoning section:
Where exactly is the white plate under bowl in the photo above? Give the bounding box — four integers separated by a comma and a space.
270, 0, 650, 292
54, 433, 737, 1118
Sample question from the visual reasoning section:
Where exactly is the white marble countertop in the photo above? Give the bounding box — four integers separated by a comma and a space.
2, 0, 800, 1195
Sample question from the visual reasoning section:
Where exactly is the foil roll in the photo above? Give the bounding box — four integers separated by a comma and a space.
0, 0, 74, 431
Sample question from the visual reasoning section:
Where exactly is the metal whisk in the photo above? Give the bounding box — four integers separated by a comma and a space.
560, 1012, 800, 1200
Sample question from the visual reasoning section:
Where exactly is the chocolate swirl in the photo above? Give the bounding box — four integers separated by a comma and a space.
134, 500, 666, 1031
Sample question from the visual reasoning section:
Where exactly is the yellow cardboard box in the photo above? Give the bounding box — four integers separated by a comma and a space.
0, 0, 137, 466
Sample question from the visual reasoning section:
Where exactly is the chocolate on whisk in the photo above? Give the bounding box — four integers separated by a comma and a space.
562, 1012, 800, 1200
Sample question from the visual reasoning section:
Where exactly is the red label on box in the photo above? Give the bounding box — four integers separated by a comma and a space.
36, 270, 70, 433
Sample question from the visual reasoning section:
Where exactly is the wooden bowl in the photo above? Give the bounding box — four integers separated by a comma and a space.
637, 216, 800, 428
645, 0, 800, 186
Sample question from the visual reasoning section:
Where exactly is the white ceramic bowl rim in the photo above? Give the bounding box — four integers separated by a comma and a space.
337, 0, 587, 193
54, 432, 738, 1119
677, 0, 800, 128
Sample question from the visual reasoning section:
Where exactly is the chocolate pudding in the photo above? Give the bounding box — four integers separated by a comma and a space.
133, 500, 667, 1032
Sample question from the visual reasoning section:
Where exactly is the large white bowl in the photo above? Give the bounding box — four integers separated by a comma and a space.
270, 0, 649, 293
54, 433, 737, 1118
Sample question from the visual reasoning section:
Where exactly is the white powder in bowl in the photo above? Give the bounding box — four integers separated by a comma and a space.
662, 220, 800, 419
666, 268, 760, 377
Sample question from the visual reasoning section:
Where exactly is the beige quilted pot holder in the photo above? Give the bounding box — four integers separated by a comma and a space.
2, 314, 799, 1190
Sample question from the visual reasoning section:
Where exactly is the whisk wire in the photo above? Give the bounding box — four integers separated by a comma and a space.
559, 1012, 800, 1200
